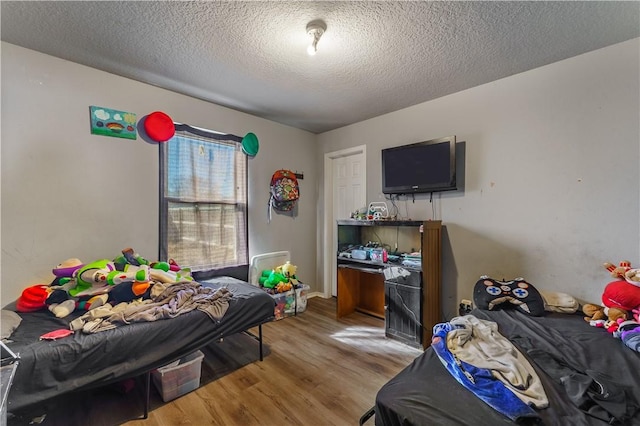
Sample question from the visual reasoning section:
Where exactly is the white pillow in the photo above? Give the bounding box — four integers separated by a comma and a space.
1, 309, 22, 340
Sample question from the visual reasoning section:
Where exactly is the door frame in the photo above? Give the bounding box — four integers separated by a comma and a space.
323, 145, 367, 298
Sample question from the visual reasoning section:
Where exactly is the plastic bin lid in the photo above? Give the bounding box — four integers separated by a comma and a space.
249, 251, 290, 285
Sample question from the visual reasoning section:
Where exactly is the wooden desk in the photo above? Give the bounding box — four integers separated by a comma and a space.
337, 263, 385, 319
336, 220, 442, 349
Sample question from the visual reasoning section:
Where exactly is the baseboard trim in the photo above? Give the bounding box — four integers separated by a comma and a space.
308, 291, 330, 299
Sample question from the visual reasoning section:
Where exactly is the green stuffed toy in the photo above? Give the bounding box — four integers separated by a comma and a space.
260, 261, 301, 289
66, 259, 115, 297
66, 259, 150, 297
263, 270, 287, 289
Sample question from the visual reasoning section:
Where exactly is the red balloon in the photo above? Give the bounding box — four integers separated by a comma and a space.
144, 111, 175, 142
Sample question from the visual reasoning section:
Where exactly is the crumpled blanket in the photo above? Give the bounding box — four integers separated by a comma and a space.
448, 315, 549, 409
70, 281, 232, 333
513, 335, 640, 424
432, 322, 541, 422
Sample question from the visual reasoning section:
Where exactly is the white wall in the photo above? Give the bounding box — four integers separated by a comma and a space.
317, 39, 640, 319
1, 42, 317, 305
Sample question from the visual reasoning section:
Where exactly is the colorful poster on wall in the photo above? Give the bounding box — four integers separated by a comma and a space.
89, 106, 137, 140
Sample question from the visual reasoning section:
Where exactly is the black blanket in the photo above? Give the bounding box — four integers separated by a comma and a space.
375, 308, 640, 426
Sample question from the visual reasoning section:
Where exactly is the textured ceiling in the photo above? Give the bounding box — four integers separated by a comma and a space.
1, 1, 639, 134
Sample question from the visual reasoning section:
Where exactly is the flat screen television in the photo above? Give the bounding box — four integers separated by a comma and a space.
381, 136, 456, 194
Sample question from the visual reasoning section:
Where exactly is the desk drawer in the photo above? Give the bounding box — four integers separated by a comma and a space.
385, 269, 421, 288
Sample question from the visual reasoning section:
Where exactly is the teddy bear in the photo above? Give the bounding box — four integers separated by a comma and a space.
582, 303, 627, 327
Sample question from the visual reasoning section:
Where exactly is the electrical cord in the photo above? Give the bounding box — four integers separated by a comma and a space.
385, 194, 400, 220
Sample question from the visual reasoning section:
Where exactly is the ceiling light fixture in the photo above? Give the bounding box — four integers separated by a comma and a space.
306, 20, 326, 56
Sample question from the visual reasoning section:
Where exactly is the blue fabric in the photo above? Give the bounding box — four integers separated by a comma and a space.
622, 329, 640, 352
431, 322, 540, 422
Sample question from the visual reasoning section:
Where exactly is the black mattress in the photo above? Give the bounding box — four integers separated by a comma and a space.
375, 309, 640, 426
3, 277, 275, 412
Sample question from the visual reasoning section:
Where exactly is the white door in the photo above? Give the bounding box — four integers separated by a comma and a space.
323, 146, 366, 297
333, 156, 366, 222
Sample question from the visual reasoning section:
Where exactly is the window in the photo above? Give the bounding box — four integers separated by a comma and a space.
159, 124, 248, 272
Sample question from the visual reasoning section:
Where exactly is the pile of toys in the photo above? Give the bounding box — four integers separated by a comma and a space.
581, 260, 640, 352
16, 247, 192, 321
258, 261, 308, 320
258, 261, 301, 294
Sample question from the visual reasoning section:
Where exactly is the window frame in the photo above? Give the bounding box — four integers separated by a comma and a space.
158, 123, 248, 272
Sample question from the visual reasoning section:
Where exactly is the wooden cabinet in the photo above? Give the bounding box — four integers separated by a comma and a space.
337, 265, 385, 319
336, 220, 442, 349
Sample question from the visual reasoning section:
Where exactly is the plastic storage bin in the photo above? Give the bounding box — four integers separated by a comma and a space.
152, 350, 204, 402
271, 284, 310, 319
295, 284, 310, 313
249, 251, 290, 286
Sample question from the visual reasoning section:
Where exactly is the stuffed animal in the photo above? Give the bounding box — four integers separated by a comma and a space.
63, 259, 117, 297
582, 303, 627, 326
108, 280, 153, 304
601, 279, 640, 313
625, 268, 640, 285
263, 262, 301, 291
16, 284, 50, 312
275, 282, 293, 293
65, 259, 151, 297
604, 260, 640, 286
52, 258, 84, 278
46, 257, 151, 317
113, 247, 149, 267
46, 292, 108, 318
280, 261, 297, 278
583, 261, 640, 328
604, 260, 632, 280
150, 259, 183, 272
272, 261, 299, 284
281, 261, 300, 285
18, 250, 179, 319
263, 271, 287, 289
148, 264, 192, 283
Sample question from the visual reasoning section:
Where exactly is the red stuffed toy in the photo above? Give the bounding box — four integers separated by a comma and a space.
601, 261, 640, 315
16, 284, 49, 312
601, 280, 640, 314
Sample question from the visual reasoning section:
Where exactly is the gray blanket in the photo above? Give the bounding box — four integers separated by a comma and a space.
70, 281, 232, 333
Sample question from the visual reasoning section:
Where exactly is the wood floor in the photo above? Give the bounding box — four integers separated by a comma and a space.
8, 297, 422, 426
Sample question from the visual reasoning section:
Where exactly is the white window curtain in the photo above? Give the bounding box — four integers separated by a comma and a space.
159, 124, 248, 272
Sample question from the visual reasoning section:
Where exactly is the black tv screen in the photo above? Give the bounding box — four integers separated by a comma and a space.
382, 136, 456, 194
